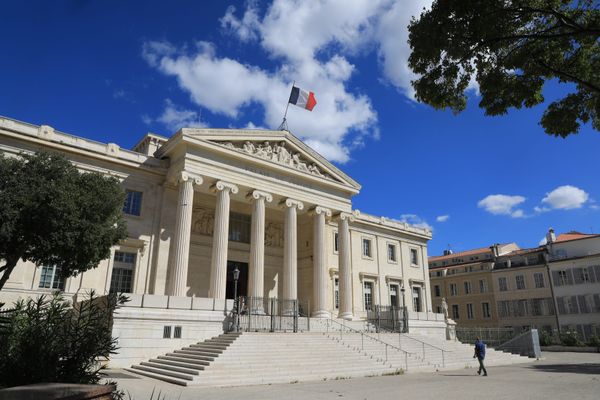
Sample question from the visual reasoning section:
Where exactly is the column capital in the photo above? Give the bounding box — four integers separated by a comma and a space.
335, 211, 355, 222
309, 206, 332, 217
247, 190, 273, 203
280, 198, 304, 210
171, 171, 203, 187
211, 181, 239, 194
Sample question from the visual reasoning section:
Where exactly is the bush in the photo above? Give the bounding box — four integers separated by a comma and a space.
559, 330, 584, 347
0, 290, 127, 388
538, 330, 554, 346
588, 335, 600, 347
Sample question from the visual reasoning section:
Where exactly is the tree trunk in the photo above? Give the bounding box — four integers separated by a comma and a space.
0, 256, 19, 291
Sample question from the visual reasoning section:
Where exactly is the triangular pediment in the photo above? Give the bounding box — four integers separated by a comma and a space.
176, 128, 361, 191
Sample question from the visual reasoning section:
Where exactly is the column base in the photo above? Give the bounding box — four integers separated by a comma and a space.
337, 311, 354, 320
312, 310, 331, 319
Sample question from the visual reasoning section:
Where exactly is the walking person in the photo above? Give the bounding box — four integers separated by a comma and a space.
473, 337, 488, 376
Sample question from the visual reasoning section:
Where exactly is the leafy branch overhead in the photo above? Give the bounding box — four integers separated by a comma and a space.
408, 0, 600, 137
0, 152, 127, 291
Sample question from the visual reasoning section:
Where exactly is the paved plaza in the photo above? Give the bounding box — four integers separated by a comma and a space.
107, 352, 600, 400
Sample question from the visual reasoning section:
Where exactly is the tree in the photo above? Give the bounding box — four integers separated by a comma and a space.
0, 152, 127, 291
408, 0, 600, 137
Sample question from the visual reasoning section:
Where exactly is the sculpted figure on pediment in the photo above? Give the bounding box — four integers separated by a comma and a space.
243, 141, 256, 154
277, 141, 291, 164
308, 163, 323, 176
192, 206, 215, 235
265, 222, 283, 247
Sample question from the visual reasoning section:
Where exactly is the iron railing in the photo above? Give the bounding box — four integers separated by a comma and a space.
456, 327, 516, 347
233, 296, 310, 333
367, 305, 409, 333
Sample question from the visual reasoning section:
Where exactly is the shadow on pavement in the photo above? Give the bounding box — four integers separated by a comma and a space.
528, 363, 600, 375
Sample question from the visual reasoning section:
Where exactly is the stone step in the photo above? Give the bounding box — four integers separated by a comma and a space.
141, 361, 201, 376
167, 351, 215, 362
157, 355, 210, 366
124, 367, 190, 386
130, 364, 195, 381
177, 348, 221, 356
147, 358, 206, 371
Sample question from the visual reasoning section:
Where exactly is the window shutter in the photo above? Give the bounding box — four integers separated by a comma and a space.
552, 270, 561, 286
573, 268, 583, 284
593, 294, 600, 312
570, 296, 579, 313
566, 269, 574, 285
557, 297, 566, 315
588, 266, 597, 283
577, 295, 589, 313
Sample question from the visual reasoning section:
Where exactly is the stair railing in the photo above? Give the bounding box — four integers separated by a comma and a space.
377, 326, 449, 367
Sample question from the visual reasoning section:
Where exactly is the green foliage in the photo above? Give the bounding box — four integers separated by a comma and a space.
559, 329, 584, 346
587, 335, 600, 347
0, 291, 127, 388
538, 330, 554, 346
408, 0, 600, 137
0, 151, 127, 290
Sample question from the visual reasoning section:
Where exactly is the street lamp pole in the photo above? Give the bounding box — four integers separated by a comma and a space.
400, 285, 408, 333
233, 265, 240, 332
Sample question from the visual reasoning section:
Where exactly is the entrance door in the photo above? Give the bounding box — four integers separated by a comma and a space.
226, 261, 248, 299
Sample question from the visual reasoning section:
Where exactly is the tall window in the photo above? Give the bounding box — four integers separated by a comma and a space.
39, 265, 66, 290
482, 302, 491, 318
498, 300, 510, 317
110, 251, 136, 293
333, 232, 339, 253
363, 281, 373, 311
334, 278, 339, 309
450, 283, 458, 296
516, 275, 526, 290
410, 248, 419, 265
467, 303, 474, 319
479, 279, 488, 293
498, 277, 508, 291
452, 304, 460, 319
229, 212, 251, 243
434, 285, 441, 297
412, 286, 422, 312
390, 284, 399, 307
534, 273, 545, 288
387, 244, 397, 262
580, 268, 590, 283
557, 270, 568, 285
123, 190, 142, 216
362, 238, 372, 258
464, 281, 472, 294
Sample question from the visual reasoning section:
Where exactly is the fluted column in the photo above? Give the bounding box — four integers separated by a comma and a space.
282, 199, 304, 302
247, 190, 272, 307
311, 206, 332, 318
208, 181, 239, 299
337, 212, 354, 320
167, 171, 203, 297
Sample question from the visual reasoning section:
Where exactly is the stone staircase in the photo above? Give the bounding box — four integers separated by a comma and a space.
125, 330, 532, 387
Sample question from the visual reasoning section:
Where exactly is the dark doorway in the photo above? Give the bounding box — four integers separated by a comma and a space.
226, 261, 248, 299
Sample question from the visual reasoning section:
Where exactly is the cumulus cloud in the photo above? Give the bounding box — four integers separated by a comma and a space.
145, 99, 208, 133
396, 214, 433, 231
541, 185, 589, 210
436, 215, 449, 223
478, 194, 526, 218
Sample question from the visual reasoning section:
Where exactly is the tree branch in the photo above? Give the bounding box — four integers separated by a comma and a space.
533, 58, 600, 93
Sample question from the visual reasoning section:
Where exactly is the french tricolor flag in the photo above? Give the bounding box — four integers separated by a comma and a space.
288, 86, 317, 111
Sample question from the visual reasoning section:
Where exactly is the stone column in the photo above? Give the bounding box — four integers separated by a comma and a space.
337, 212, 354, 320
247, 190, 272, 308
282, 199, 304, 302
311, 206, 331, 318
208, 181, 239, 299
167, 172, 203, 297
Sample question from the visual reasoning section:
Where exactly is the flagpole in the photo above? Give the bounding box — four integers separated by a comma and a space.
279, 80, 295, 131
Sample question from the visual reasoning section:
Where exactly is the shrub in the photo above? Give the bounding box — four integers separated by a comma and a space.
0, 290, 127, 388
538, 330, 554, 346
559, 330, 584, 347
587, 335, 600, 347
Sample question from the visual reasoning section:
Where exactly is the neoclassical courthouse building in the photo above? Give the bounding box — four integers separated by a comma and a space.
0, 116, 437, 365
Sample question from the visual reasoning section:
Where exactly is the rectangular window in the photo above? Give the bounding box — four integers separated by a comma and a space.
580, 268, 590, 283
479, 279, 488, 293
412, 286, 422, 312
434, 285, 441, 297
464, 281, 472, 294
498, 300, 510, 317
123, 190, 143, 216
38, 265, 66, 290
229, 212, 251, 243
387, 244, 397, 262
390, 284, 399, 307
333, 232, 339, 253
482, 302, 491, 318
452, 304, 459, 320
334, 278, 339, 309
467, 303, 474, 319
450, 283, 458, 296
498, 277, 508, 292
534, 273, 545, 288
362, 238, 372, 258
516, 275, 526, 290
363, 281, 373, 311
110, 251, 137, 293
558, 270, 568, 286
410, 248, 419, 265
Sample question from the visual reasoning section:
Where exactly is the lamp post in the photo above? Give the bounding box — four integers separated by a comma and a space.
400, 285, 408, 333
233, 265, 240, 332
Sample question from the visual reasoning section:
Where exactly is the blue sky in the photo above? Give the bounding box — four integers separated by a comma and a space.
2, 0, 599, 256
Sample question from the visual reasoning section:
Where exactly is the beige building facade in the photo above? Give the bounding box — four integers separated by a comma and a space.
0, 116, 433, 322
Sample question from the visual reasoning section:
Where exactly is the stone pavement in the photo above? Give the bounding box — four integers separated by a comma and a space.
105, 352, 600, 400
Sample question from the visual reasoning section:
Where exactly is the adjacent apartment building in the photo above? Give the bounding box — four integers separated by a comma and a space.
429, 229, 600, 341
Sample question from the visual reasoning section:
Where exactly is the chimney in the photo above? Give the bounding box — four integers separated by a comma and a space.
443, 249, 453, 256
546, 228, 556, 244
490, 244, 500, 258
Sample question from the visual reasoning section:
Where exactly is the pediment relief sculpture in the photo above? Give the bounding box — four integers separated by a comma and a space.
214, 140, 332, 181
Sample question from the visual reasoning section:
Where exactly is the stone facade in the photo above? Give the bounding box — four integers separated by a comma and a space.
0, 116, 433, 321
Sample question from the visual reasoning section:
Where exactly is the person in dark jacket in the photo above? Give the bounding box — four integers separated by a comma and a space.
473, 338, 488, 376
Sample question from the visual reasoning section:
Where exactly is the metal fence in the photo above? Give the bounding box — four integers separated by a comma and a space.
367, 305, 408, 333
456, 327, 516, 347
232, 296, 310, 333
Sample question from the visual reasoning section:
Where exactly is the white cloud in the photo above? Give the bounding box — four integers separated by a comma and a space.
478, 194, 526, 218
436, 215, 449, 223
150, 99, 208, 133
396, 214, 433, 231
541, 185, 589, 210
